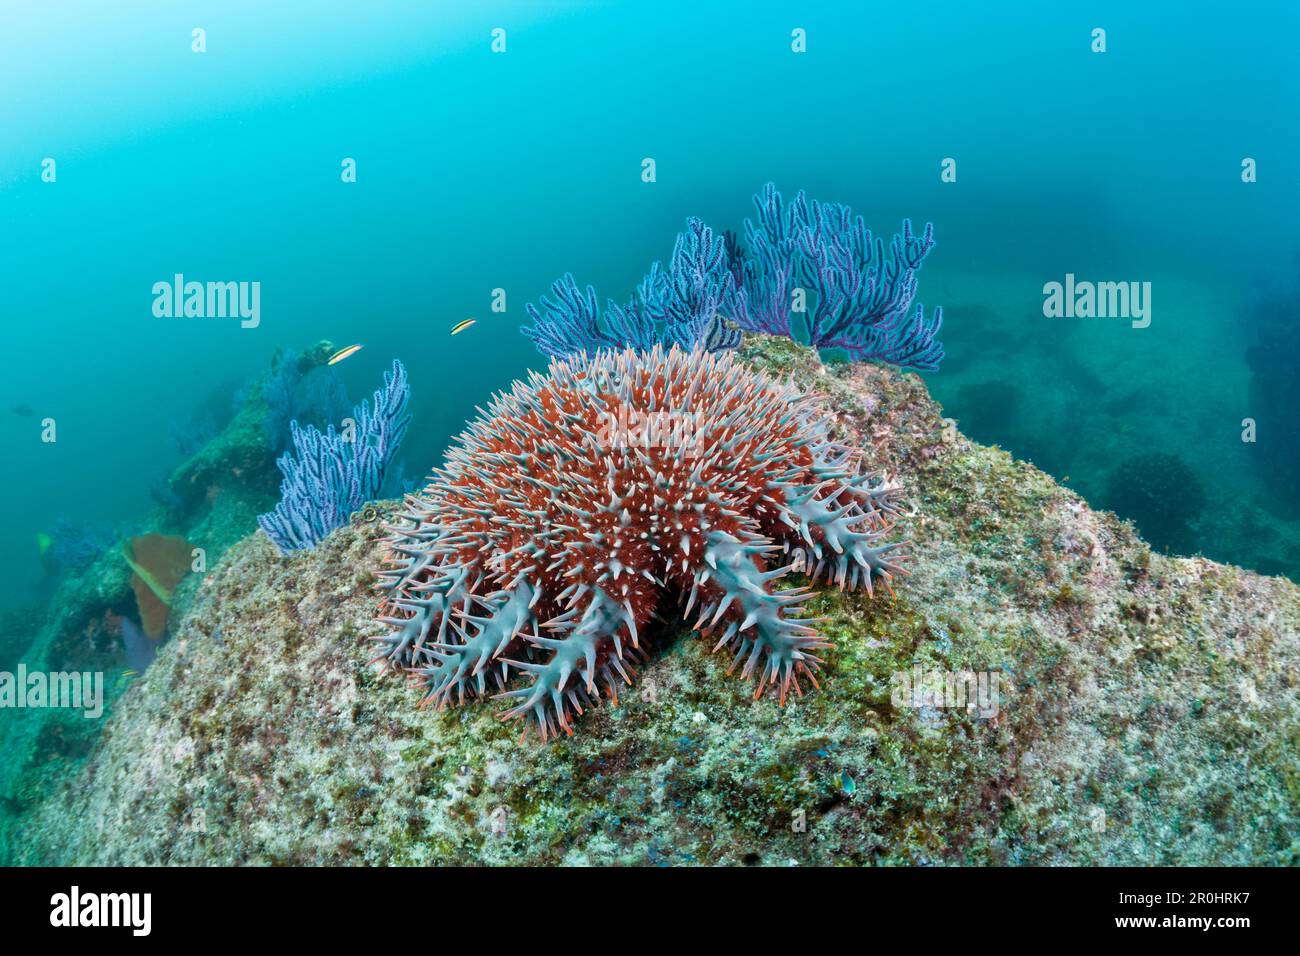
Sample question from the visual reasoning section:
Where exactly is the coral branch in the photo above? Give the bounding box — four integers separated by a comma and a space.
738, 183, 944, 370
257, 360, 411, 554
520, 184, 945, 371
522, 220, 746, 360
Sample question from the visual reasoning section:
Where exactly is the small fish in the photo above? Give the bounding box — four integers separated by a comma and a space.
327, 343, 364, 366
11, 404, 34, 418
450, 318, 476, 336
838, 771, 856, 796
36, 531, 52, 557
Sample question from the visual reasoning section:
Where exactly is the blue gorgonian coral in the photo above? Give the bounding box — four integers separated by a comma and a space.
523, 217, 742, 359
258, 360, 411, 554
733, 183, 944, 369
374, 344, 908, 741
521, 183, 944, 371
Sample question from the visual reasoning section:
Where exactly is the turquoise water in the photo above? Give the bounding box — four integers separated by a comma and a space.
3, 0, 1299, 616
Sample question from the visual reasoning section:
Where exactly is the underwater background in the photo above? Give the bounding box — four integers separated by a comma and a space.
2, 1, 1299, 710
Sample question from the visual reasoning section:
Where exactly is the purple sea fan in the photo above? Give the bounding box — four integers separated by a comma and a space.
258, 360, 411, 554
736, 183, 944, 370
520, 185, 944, 372
521, 220, 743, 359
636, 217, 744, 352
374, 344, 910, 742
521, 274, 640, 359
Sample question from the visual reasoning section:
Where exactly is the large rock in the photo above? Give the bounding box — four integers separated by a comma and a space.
0, 342, 326, 863
12, 338, 1298, 865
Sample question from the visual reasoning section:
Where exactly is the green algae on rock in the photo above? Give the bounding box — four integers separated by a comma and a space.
9, 335, 1299, 865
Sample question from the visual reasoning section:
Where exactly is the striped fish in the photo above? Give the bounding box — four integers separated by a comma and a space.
327, 343, 364, 365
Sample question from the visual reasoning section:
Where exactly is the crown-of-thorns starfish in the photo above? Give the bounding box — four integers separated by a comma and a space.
373, 344, 909, 741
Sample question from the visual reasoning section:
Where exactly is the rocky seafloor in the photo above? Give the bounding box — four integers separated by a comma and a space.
8, 337, 1298, 865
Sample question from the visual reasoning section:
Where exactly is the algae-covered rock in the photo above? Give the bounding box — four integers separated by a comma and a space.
11, 337, 1299, 865
167, 342, 333, 518
0, 343, 332, 861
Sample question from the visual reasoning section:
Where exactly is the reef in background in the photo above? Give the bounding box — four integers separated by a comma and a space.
1099, 453, 1206, 555
7, 335, 1297, 866
1246, 285, 1300, 518
0, 341, 345, 855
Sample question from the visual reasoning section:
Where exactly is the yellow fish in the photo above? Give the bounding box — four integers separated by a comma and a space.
327, 343, 364, 366
36, 531, 52, 557
451, 318, 476, 336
